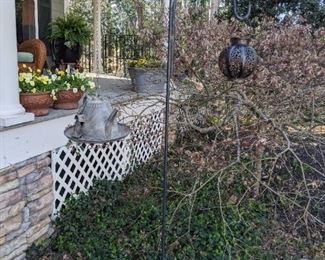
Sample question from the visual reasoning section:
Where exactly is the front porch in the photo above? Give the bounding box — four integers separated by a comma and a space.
1, 0, 166, 258
0, 73, 165, 258
0, 0, 66, 128
0, 75, 165, 169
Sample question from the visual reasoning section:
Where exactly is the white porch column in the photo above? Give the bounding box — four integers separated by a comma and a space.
34, 0, 39, 39
0, 0, 34, 127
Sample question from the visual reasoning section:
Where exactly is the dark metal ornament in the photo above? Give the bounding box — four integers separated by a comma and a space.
218, 0, 257, 79
218, 37, 257, 79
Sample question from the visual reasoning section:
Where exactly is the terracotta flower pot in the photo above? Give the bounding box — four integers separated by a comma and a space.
20, 92, 52, 116
54, 89, 84, 110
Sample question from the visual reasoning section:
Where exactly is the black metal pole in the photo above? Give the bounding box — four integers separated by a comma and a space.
233, 0, 252, 21
160, 0, 176, 259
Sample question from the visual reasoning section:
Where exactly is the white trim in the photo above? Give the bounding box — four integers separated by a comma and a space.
34, 0, 39, 39
0, 115, 74, 170
0, 113, 34, 128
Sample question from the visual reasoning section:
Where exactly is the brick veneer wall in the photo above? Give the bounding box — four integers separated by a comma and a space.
0, 152, 54, 259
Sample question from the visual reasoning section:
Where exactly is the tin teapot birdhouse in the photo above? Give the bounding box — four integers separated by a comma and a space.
64, 95, 131, 144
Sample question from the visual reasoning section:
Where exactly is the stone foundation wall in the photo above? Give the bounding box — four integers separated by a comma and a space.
0, 153, 54, 260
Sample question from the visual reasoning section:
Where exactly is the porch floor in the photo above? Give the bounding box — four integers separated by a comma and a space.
0, 75, 164, 132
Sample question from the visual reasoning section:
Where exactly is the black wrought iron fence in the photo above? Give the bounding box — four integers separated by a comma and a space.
81, 33, 153, 76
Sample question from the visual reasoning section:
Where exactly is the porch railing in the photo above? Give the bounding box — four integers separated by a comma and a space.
81, 33, 154, 76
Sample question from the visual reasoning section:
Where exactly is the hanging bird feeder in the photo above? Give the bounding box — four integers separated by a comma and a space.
218, 0, 257, 79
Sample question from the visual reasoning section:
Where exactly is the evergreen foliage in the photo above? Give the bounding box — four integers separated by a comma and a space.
48, 13, 92, 46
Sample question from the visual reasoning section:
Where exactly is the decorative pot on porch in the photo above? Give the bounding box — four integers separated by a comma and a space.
18, 66, 54, 116
48, 13, 91, 63
20, 92, 52, 116
52, 38, 82, 63
51, 70, 96, 110
54, 89, 84, 109
127, 58, 166, 93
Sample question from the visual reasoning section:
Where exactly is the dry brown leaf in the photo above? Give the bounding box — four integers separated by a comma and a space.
228, 194, 238, 205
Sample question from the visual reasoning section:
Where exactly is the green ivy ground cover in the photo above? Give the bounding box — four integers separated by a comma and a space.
28, 157, 271, 259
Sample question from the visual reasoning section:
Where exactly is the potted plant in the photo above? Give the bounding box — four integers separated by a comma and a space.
19, 65, 55, 116
127, 58, 166, 93
52, 70, 96, 109
48, 13, 91, 63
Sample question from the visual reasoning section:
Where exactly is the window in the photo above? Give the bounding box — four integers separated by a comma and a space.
38, 0, 52, 50
15, 0, 36, 43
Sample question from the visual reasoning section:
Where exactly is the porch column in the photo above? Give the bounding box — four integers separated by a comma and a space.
0, 0, 34, 127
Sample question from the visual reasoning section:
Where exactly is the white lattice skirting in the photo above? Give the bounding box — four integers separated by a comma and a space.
52, 111, 163, 216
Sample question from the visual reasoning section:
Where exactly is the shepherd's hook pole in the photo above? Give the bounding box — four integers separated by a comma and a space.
233, 0, 252, 21
160, 0, 177, 259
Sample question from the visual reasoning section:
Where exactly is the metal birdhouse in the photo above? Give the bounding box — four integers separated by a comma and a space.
64, 95, 131, 144
218, 37, 257, 79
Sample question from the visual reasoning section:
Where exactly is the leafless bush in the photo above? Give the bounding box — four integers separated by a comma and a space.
167, 14, 325, 240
